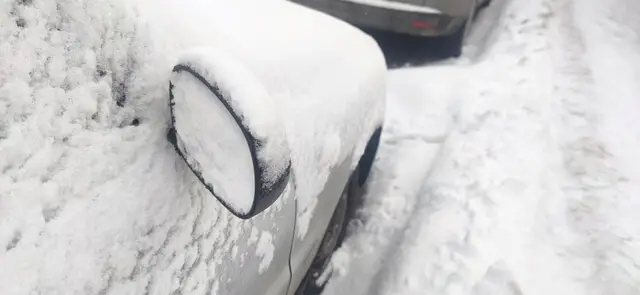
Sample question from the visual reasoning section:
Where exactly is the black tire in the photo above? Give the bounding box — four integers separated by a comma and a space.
437, 22, 467, 58
294, 129, 380, 295
478, 0, 492, 9
435, 0, 481, 59
294, 179, 350, 295
295, 163, 370, 295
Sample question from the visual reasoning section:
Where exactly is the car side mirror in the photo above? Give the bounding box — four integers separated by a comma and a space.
167, 47, 291, 219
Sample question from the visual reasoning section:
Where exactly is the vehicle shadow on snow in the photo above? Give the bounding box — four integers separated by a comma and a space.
362, 28, 454, 69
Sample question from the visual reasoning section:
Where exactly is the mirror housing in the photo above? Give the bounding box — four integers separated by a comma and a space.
167, 47, 291, 219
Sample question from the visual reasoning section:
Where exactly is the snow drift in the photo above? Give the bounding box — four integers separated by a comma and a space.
323, 0, 640, 295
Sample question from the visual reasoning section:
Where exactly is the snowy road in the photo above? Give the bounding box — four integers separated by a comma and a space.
323, 0, 640, 294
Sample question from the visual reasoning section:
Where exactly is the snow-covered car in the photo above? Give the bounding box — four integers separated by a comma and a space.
0, 0, 385, 295
290, 0, 491, 57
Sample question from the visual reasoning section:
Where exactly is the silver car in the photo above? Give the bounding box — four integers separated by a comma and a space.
291, 0, 491, 57
153, 1, 387, 295
1, 1, 385, 295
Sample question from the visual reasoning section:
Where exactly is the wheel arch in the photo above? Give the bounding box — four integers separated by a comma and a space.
355, 125, 383, 187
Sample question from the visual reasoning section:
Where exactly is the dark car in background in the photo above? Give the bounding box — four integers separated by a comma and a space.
291, 0, 491, 57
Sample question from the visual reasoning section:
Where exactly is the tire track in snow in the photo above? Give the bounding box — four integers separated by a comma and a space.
322, 63, 463, 295
550, 0, 640, 293
362, 0, 579, 294
322, 121, 448, 295
324, 0, 640, 294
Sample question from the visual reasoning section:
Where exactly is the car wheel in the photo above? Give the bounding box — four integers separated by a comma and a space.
438, 22, 467, 58
294, 128, 380, 295
437, 1, 478, 58
478, 0, 492, 9
294, 168, 359, 295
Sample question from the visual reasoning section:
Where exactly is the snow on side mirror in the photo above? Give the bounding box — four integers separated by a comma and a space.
167, 47, 291, 219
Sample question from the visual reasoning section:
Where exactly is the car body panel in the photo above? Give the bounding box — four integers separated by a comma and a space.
138, 0, 388, 294
290, 0, 478, 36
287, 155, 354, 295
0, 0, 385, 294
340, 0, 444, 14
165, 184, 297, 295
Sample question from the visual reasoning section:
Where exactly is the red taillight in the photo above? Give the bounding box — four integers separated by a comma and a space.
412, 21, 434, 29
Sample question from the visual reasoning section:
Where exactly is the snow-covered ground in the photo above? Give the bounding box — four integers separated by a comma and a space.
323, 0, 640, 294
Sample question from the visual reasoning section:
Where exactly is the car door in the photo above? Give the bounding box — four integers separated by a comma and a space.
180, 180, 297, 295
287, 157, 354, 294
138, 1, 384, 295
125, 167, 297, 295
100, 1, 300, 294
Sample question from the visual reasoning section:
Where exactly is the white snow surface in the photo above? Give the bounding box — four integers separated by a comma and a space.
324, 0, 640, 295
0, 0, 385, 294
171, 69, 256, 214
175, 48, 291, 191
256, 231, 275, 274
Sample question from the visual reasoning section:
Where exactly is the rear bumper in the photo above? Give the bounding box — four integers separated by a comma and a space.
291, 0, 465, 37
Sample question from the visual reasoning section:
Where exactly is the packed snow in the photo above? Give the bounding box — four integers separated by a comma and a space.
170, 67, 256, 215
324, 0, 640, 295
256, 231, 275, 274
174, 48, 292, 194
